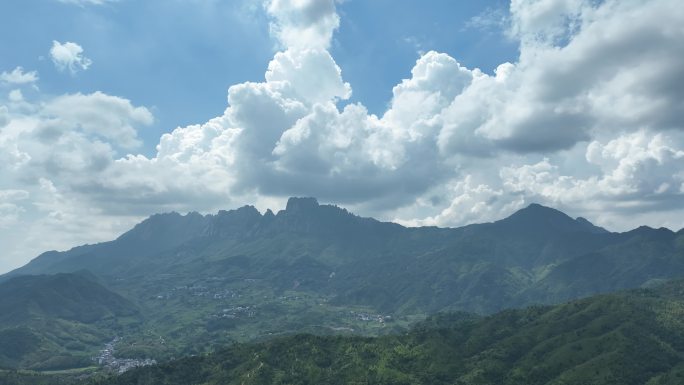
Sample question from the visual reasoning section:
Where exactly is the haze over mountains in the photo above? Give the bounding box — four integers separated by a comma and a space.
2, 197, 684, 374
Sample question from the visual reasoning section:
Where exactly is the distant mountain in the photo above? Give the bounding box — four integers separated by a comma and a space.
7, 198, 684, 314
490, 202, 608, 235
0, 272, 140, 370
3, 198, 684, 370
84, 280, 684, 385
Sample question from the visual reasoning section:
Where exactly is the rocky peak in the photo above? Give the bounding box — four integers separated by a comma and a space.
285, 197, 320, 213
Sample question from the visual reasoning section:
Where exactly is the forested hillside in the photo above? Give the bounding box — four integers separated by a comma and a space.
84, 281, 684, 385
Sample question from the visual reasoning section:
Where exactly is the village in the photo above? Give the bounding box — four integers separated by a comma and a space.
349, 310, 392, 324
217, 305, 256, 319
94, 337, 157, 374
148, 275, 397, 333
155, 281, 242, 301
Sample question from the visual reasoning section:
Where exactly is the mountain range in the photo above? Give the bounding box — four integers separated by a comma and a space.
2, 197, 684, 372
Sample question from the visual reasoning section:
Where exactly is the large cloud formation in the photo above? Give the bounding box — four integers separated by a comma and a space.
1, 0, 683, 273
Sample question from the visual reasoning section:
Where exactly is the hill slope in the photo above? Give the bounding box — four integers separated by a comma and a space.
0, 273, 140, 370
86, 280, 684, 385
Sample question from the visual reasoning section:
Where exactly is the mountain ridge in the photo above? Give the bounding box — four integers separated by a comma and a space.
6, 198, 682, 314
7, 199, 616, 279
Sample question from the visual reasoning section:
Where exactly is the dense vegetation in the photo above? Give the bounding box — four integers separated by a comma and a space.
0, 369, 97, 385
84, 281, 684, 385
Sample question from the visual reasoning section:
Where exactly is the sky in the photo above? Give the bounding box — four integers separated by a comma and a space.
0, 0, 683, 274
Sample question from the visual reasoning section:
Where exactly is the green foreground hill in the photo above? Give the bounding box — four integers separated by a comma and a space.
81, 280, 684, 385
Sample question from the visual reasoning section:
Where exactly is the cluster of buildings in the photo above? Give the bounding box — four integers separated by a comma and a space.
218, 305, 256, 318
94, 337, 157, 374
156, 283, 241, 301
349, 311, 392, 324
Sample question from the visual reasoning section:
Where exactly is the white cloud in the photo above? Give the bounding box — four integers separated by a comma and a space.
0, 67, 38, 85
265, 48, 351, 103
0, 189, 29, 228
42, 91, 153, 148
50, 41, 93, 74
509, 0, 586, 44
0, 105, 8, 127
57, 0, 118, 5
266, 0, 340, 50
0, 91, 152, 181
387, 51, 477, 130
465, 6, 509, 33
8, 89, 23, 103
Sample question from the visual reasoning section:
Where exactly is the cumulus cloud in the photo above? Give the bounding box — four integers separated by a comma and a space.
0, 189, 29, 229
0, 91, 152, 182
42, 91, 152, 148
50, 41, 92, 73
96, 47, 471, 211
0, 67, 38, 85
440, 0, 683, 154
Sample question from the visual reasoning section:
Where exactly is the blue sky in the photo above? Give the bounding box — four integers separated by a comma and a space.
1, 0, 683, 273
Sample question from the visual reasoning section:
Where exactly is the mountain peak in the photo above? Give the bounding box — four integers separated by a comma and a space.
223, 205, 262, 218
285, 197, 319, 212
120, 211, 208, 241
505, 203, 571, 222
626, 225, 674, 238
496, 203, 607, 235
